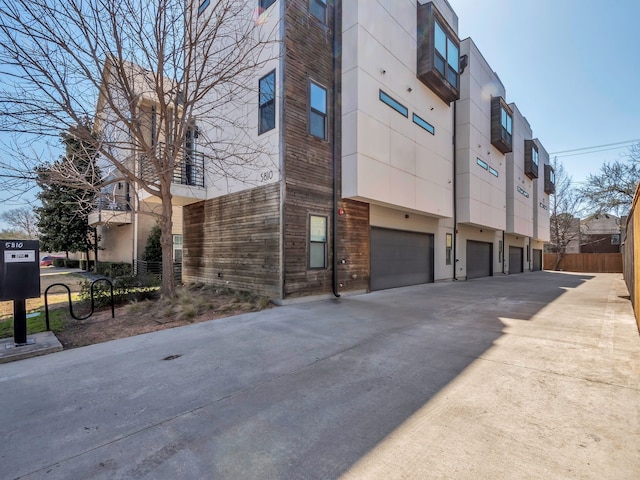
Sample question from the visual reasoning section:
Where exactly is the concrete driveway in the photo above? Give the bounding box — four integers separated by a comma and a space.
1, 272, 638, 479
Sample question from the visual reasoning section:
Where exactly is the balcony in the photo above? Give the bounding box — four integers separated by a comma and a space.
524, 139, 539, 179
88, 195, 132, 226
544, 164, 555, 195
139, 142, 207, 205
490, 97, 513, 154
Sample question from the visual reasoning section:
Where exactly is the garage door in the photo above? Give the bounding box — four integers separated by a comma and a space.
466, 240, 492, 279
370, 228, 434, 291
532, 249, 542, 271
509, 246, 523, 273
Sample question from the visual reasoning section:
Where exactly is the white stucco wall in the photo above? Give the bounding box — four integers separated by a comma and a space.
533, 141, 551, 242
342, 0, 456, 219
193, 0, 282, 200
456, 38, 507, 231
506, 103, 534, 237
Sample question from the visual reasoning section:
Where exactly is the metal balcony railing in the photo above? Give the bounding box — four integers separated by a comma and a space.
139, 142, 205, 188
94, 195, 131, 211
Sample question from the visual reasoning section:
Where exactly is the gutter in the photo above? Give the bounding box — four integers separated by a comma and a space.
332, 1, 341, 298
452, 101, 458, 280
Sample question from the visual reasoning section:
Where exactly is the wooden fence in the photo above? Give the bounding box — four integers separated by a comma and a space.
622, 183, 640, 333
543, 253, 623, 273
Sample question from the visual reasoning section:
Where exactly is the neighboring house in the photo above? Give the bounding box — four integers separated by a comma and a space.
88, 58, 185, 265
580, 214, 622, 253
179, 0, 553, 301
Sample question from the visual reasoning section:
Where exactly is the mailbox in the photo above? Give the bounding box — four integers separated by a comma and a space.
1, 239, 40, 346
0, 239, 40, 301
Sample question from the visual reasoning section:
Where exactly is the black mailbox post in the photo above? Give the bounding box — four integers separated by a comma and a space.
0, 240, 41, 346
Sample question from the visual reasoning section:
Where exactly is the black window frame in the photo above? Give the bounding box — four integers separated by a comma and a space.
379, 90, 408, 117
417, 2, 461, 104
198, 0, 210, 15
309, 214, 328, 269
258, 70, 276, 135
260, 0, 276, 11
309, 80, 328, 139
412, 113, 435, 135
309, 0, 327, 23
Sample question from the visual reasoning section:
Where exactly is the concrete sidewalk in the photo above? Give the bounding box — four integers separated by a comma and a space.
0, 272, 638, 479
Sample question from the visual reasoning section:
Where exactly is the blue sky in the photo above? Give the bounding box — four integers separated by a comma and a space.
1, 0, 638, 224
447, 0, 640, 186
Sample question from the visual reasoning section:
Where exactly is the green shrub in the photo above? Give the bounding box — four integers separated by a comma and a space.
96, 262, 132, 278
65, 259, 80, 268
79, 275, 159, 308
53, 258, 65, 267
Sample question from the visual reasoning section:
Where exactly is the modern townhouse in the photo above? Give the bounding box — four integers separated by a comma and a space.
182, 0, 553, 301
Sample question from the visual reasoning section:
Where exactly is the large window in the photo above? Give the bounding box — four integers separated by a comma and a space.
434, 21, 459, 89
309, 215, 327, 269
417, 3, 460, 104
259, 70, 276, 134
490, 97, 513, 154
500, 106, 512, 145
309, 0, 326, 23
309, 81, 327, 139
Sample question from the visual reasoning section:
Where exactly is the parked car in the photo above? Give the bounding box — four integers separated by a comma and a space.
40, 256, 64, 267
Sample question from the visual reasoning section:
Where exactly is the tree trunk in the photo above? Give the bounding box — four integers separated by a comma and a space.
553, 252, 563, 271
159, 193, 175, 298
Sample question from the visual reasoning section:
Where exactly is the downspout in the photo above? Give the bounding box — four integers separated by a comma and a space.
502, 230, 505, 274
332, 0, 341, 298
452, 101, 458, 281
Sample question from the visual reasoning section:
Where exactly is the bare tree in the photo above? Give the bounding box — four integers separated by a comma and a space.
0, 0, 278, 296
0, 207, 38, 239
548, 156, 584, 270
579, 143, 640, 216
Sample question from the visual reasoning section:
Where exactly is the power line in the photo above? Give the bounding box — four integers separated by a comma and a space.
553, 144, 637, 159
550, 138, 640, 156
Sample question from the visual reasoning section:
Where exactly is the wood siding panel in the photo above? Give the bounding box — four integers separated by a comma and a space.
182, 183, 281, 298
283, 1, 370, 298
283, 0, 337, 298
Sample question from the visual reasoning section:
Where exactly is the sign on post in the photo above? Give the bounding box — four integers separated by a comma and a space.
0, 240, 41, 346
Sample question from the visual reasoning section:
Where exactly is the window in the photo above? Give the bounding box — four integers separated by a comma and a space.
490, 97, 513, 154
173, 235, 183, 263
524, 140, 539, 179
500, 106, 512, 145
416, 2, 460, 104
446, 233, 453, 265
517, 186, 530, 198
489, 167, 499, 177
544, 164, 556, 194
309, 81, 327, 139
611, 234, 621, 245
379, 90, 408, 117
476, 158, 488, 170
198, 0, 210, 15
260, 0, 276, 11
309, 215, 327, 268
434, 21, 459, 89
309, 0, 326, 23
259, 70, 276, 134
412, 113, 435, 135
